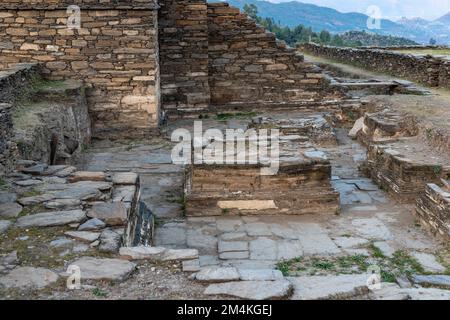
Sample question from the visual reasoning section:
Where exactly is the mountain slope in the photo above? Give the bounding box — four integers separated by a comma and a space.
217, 0, 449, 44
436, 12, 450, 23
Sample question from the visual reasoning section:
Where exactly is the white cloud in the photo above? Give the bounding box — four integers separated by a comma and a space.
265, 0, 450, 20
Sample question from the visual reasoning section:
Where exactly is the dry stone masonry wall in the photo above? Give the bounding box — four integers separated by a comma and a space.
0, 0, 160, 138
158, 1, 344, 117
207, 3, 337, 108
299, 43, 450, 89
158, 0, 210, 116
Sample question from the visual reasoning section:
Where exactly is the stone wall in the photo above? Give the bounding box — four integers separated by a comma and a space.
158, 1, 343, 117
0, 0, 160, 138
440, 59, 450, 88
299, 43, 450, 89
208, 3, 333, 108
158, 0, 210, 116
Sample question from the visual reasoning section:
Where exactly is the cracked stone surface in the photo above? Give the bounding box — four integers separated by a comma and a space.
288, 274, 370, 300
0, 267, 59, 289
66, 257, 136, 281
204, 280, 292, 300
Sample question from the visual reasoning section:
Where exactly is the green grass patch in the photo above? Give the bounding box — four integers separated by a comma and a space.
391, 250, 425, 275
0, 177, 7, 189
276, 260, 291, 276
92, 287, 108, 297
369, 243, 386, 259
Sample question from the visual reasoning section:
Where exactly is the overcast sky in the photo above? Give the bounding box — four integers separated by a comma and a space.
266, 0, 450, 20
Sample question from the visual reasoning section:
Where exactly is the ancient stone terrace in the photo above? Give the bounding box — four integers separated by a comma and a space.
0, 0, 450, 301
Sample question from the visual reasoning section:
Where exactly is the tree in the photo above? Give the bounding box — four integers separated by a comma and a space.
319, 30, 331, 43
429, 38, 437, 45
243, 4, 258, 20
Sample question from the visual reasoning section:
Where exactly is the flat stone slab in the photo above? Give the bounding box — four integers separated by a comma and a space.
18, 194, 55, 206
412, 252, 446, 273
120, 246, 166, 260
16, 210, 86, 228
238, 269, 284, 281
65, 231, 100, 243
78, 218, 106, 231
162, 249, 200, 261
0, 192, 17, 204
219, 251, 249, 260
288, 274, 370, 300
351, 218, 392, 240
112, 172, 138, 185
119, 247, 199, 261
67, 257, 136, 281
68, 171, 106, 183
333, 236, 369, 249
204, 280, 292, 300
218, 240, 248, 253
98, 229, 122, 253
0, 203, 22, 218
250, 238, 277, 260
87, 202, 128, 226
14, 179, 43, 187
370, 283, 450, 300
411, 274, 450, 289
195, 267, 240, 283
0, 267, 59, 289
45, 199, 81, 210
40, 181, 112, 201
182, 259, 201, 272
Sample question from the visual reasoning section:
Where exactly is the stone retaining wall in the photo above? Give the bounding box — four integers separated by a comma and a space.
298, 43, 450, 89
0, 0, 160, 138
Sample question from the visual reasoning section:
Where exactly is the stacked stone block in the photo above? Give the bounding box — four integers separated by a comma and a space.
357, 110, 418, 146
416, 180, 450, 242
366, 140, 450, 201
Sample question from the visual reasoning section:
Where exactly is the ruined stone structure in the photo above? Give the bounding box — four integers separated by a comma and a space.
416, 180, 450, 242
0, 1, 344, 138
299, 43, 450, 89
0, 0, 161, 138
185, 144, 339, 216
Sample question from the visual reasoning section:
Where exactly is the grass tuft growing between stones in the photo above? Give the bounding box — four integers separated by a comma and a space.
277, 247, 429, 282
215, 112, 258, 121
0, 177, 7, 189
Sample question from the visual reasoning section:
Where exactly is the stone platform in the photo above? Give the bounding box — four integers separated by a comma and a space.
416, 179, 450, 242
357, 110, 418, 146
251, 113, 337, 146
366, 138, 450, 201
185, 135, 339, 216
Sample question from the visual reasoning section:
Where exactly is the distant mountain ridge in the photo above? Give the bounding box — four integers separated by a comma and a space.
217, 0, 450, 45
